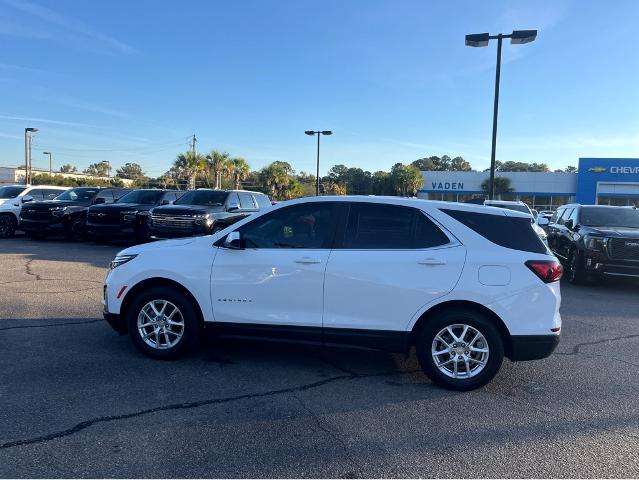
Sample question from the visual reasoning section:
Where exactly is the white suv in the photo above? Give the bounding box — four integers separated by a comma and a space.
104, 196, 562, 390
0, 184, 69, 238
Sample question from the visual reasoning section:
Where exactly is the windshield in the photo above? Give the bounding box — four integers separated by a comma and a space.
54, 188, 100, 202
174, 190, 228, 206
580, 207, 639, 228
0, 186, 27, 199
117, 190, 163, 204
487, 203, 531, 214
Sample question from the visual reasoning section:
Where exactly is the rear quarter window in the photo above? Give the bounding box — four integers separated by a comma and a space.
441, 209, 547, 254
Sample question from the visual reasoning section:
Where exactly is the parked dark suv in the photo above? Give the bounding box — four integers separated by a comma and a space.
149, 189, 271, 239
86, 189, 183, 243
547, 204, 639, 283
20, 187, 129, 241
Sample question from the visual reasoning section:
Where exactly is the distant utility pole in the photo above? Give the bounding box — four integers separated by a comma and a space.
191, 134, 197, 157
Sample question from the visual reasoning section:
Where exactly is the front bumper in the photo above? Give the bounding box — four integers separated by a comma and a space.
582, 250, 639, 278
150, 224, 211, 239
509, 334, 560, 361
104, 312, 126, 334
87, 222, 136, 238
19, 218, 64, 232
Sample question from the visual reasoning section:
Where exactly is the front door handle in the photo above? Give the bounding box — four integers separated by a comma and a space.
294, 257, 322, 264
418, 258, 447, 266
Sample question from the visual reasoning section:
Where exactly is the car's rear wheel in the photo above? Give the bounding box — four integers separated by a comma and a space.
416, 308, 504, 391
126, 286, 199, 359
0, 214, 16, 238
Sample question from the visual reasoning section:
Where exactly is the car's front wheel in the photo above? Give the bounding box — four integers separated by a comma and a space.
0, 214, 16, 239
126, 286, 200, 359
568, 249, 587, 284
416, 308, 504, 391
65, 218, 86, 242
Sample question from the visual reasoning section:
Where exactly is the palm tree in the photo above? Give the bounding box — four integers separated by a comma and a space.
173, 152, 207, 190
206, 150, 231, 189
230, 157, 250, 189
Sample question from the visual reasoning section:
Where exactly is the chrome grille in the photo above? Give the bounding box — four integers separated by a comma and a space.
609, 237, 639, 261
87, 211, 120, 224
151, 214, 194, 229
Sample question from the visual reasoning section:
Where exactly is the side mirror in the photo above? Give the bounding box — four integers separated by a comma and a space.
223, 231, 244, 249
21, 195, 33, 203
537, 217, 549, 226
93, 197, 106, 205
160, 199, 172, 205
227, 201, 240, 212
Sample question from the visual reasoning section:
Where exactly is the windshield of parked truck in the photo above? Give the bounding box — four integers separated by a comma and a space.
54, 188, 100, 201
174, 190, 229, 206
117, 190, 164, 204
580, 207, 639, 228
0, 186, 26, 198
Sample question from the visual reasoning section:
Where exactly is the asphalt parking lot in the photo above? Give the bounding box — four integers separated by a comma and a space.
0, 236, 638, 478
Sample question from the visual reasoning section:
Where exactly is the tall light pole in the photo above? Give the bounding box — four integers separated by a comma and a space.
43, 152, 52, 177
465, 30, 537, 200
304, 130, 332, 196
24, 127, 38, 184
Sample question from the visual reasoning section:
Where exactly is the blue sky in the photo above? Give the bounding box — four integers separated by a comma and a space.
0, 0, 637, 177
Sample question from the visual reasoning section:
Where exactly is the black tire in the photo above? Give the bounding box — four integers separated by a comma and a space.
65, 217, 86, 242
0, 214, 16, 239
568, 249, 587, 284
415, 308, 504, 391
126, 286, 200, 360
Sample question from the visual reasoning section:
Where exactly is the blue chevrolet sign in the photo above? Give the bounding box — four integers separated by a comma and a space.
577, 158, 639, 204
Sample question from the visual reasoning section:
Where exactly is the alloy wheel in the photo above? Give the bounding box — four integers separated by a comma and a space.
137, 299, 185, 350
431, 324, 490, 379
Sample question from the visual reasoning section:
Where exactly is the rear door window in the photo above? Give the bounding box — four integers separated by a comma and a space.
441, 208, 547, 254
254, 194, 271, 209
342, 203, 449, 249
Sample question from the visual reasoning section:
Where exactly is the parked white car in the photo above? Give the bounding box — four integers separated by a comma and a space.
0, 184, 69, 238
103, 196, 562, 390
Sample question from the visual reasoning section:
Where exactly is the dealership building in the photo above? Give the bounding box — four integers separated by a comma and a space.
417, 157, 639, 210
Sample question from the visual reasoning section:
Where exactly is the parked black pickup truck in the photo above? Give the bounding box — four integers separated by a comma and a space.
20, 187, 129, 241
547, 204, 639, 283
149, 189, 271, 239
86, 189, 184, 243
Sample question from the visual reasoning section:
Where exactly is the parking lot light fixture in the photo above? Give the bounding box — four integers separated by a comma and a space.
465, 29, 537, 200
305, 130, 333, 196
43, 151, 52, 176
24, 127, 39, 184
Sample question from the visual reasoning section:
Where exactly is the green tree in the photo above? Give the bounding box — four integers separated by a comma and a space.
230, 157, 250, 190
481, 176, 514, 194
206, 150, 232, 189
371, 170, 393, 195
390, 163, 423, 196
565, 166, 578, 173
173, 152, 207, 190
59, 164, 77, 173
450, 156, 472, 171
84, 161, 110, 177
260, 161, 297, 199
115, 162, 145, 180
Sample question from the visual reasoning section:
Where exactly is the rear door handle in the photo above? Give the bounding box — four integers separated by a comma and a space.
294, 257, 322, 264
418, 258, 447, 266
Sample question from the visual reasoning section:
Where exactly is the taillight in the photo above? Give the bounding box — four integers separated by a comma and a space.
525, 260, 563, 283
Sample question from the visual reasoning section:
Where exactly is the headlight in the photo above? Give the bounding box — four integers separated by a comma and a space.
50, 206, 67, 217
584, 235, 606, 251
193, 213, 212, 225
110, 254, 137, 270
121, 210, 137, 222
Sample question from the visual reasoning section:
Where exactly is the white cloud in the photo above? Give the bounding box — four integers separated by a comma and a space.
0, 0, 136, 55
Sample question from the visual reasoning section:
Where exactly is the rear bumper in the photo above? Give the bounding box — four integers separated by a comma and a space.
509, 334, 560, 361
104, 312, 126, 334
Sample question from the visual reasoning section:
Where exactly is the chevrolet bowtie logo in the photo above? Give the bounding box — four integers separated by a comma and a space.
588, 167, 607, 173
